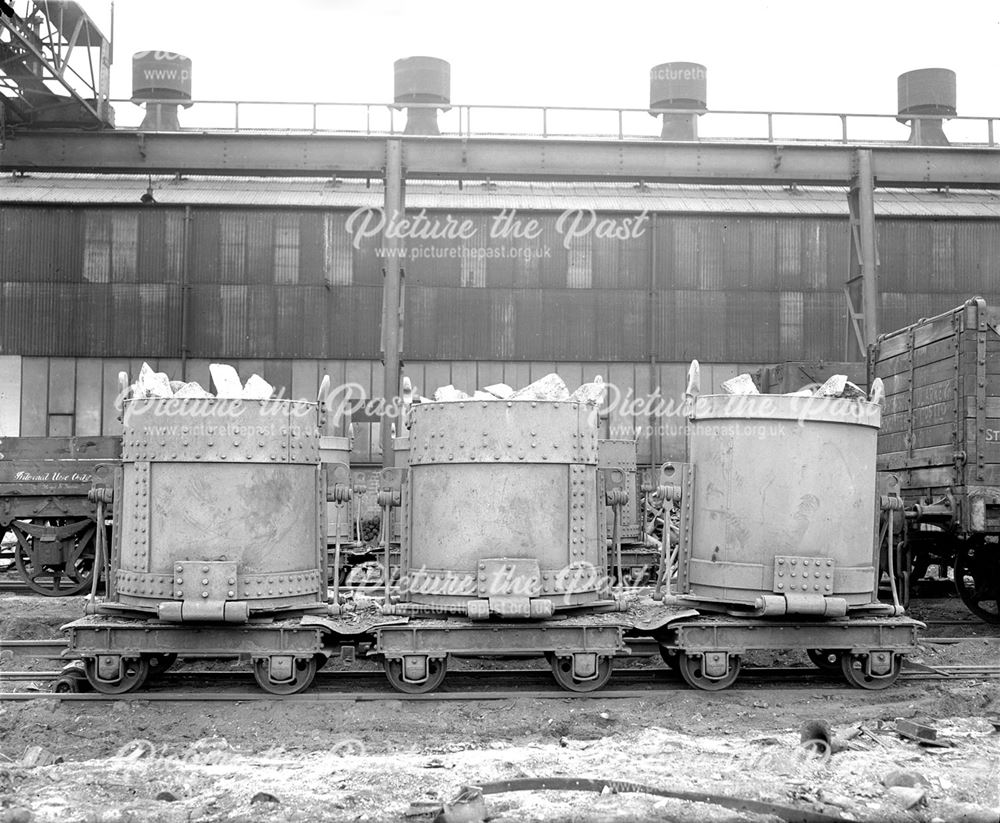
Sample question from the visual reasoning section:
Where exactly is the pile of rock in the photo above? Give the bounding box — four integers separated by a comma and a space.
129, 362, 275, 401
722, 371, 883, 402
428, 373, 606, 405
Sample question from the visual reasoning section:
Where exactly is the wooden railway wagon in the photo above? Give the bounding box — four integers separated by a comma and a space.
0, 436, 120, 595
870, 297, 1000, 623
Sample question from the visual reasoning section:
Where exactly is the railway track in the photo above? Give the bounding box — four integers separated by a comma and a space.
2, 663, 998, 701
5, 634, 997, 662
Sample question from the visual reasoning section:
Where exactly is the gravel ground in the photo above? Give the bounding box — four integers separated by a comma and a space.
0, 592, 998, 823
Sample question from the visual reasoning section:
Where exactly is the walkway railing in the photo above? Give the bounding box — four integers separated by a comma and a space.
107, 98, 1000, 146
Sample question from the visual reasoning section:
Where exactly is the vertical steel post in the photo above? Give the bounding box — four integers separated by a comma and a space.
647, 213, 659, 467
381, 139, 405, 467
180, 205, 192, 380
845, 149, 879, 358
857, 150, 880, 347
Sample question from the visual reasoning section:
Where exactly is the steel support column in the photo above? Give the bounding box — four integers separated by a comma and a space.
845, 149, 879, 359
380, 139, 405, 467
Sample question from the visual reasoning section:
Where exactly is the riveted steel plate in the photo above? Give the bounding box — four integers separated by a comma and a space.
115, 571, 175, 600
173, 560, 239, 601
122, 398, 321, 464
598, 439, 640, 539
477, 558, 541, 598
408, 400, 599, 466
773, 555, 835, 595
118, 461, 150, 573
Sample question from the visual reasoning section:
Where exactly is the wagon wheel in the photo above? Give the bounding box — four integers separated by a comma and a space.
954, 537, 1000, 624
676, 653, 741, 691
144, 653, 179, 678
252, 656, 318, 695
383, 657, 447, 694
12, 518, 97, 596
547, 654, 613, 693
658, 646, 682, 672
83, 656, 150, 695
840, 653, 901, 690
0, 525, 13, 572
806, 649, 844, 671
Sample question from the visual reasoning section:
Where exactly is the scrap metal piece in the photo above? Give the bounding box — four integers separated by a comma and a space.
462, 777, 845, 823
894, 718, 951, 746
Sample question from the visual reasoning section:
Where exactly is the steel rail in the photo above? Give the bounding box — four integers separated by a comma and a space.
2, 664, 997, 698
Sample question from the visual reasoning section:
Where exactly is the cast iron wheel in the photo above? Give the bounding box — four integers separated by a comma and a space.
548, 654, 613, 693
53, 663, 89, 694
658, 646, 682, 672
53, 675, 83, 694
383, 657, 447, 694
840, 653, 902, 690
12, 518, 96, 596
806, 649, 843, 671
83, 657, 150, 695
954, 537, 1000, 624
252, 657, 318, 695
144, 653, 178, 678
676, 653, 741, 691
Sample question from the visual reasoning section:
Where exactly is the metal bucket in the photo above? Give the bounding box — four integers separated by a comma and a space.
680, 394, 881, 613
401, 400, 606, 615
114, 397, 327, 620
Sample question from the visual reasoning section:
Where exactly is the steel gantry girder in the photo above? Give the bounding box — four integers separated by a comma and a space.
2, 130, 1000, 187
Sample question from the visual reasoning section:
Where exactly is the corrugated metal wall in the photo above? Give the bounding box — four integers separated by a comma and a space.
1, 206, 999, 362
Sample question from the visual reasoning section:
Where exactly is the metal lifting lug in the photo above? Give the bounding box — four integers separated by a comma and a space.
377, 467, 406, 508
601, 468, 628, 507
88, 486, 114, 504
657, 462, 688, 503
324, 461, 353, 503
879, 495, 904, 512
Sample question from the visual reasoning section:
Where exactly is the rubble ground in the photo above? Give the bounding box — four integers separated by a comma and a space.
0, 593, 998, 823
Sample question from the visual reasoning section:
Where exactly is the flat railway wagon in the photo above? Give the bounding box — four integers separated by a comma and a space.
871, 297, 1000, 624
58, 367, 922, 696
648, 364, 922, 691
0, 435, 119, 595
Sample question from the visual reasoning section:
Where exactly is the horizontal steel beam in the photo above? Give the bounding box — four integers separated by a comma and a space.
3, 130, 1000, 187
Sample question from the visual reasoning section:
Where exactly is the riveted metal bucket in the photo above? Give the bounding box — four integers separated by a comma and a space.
680, 394, 881, 612
113, 397, 327, 619
400, 400, 606, 613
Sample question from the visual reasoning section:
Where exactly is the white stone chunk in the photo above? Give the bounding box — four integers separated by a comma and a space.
814, 374, 847, 397
869, 376, 885, 405
210, 363, 244, 399
472, 391, 495, 400
135, 362, 172, 398
570, 375, 606, 405
842, 380, 867, 400
785, 388, 814, 397
511, 373, 570, 401
241, 374, 274, 400
173, 381, 212, 399
482, 383, 515, 399
432, 384, 469, 402
721, 373, 759, 395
